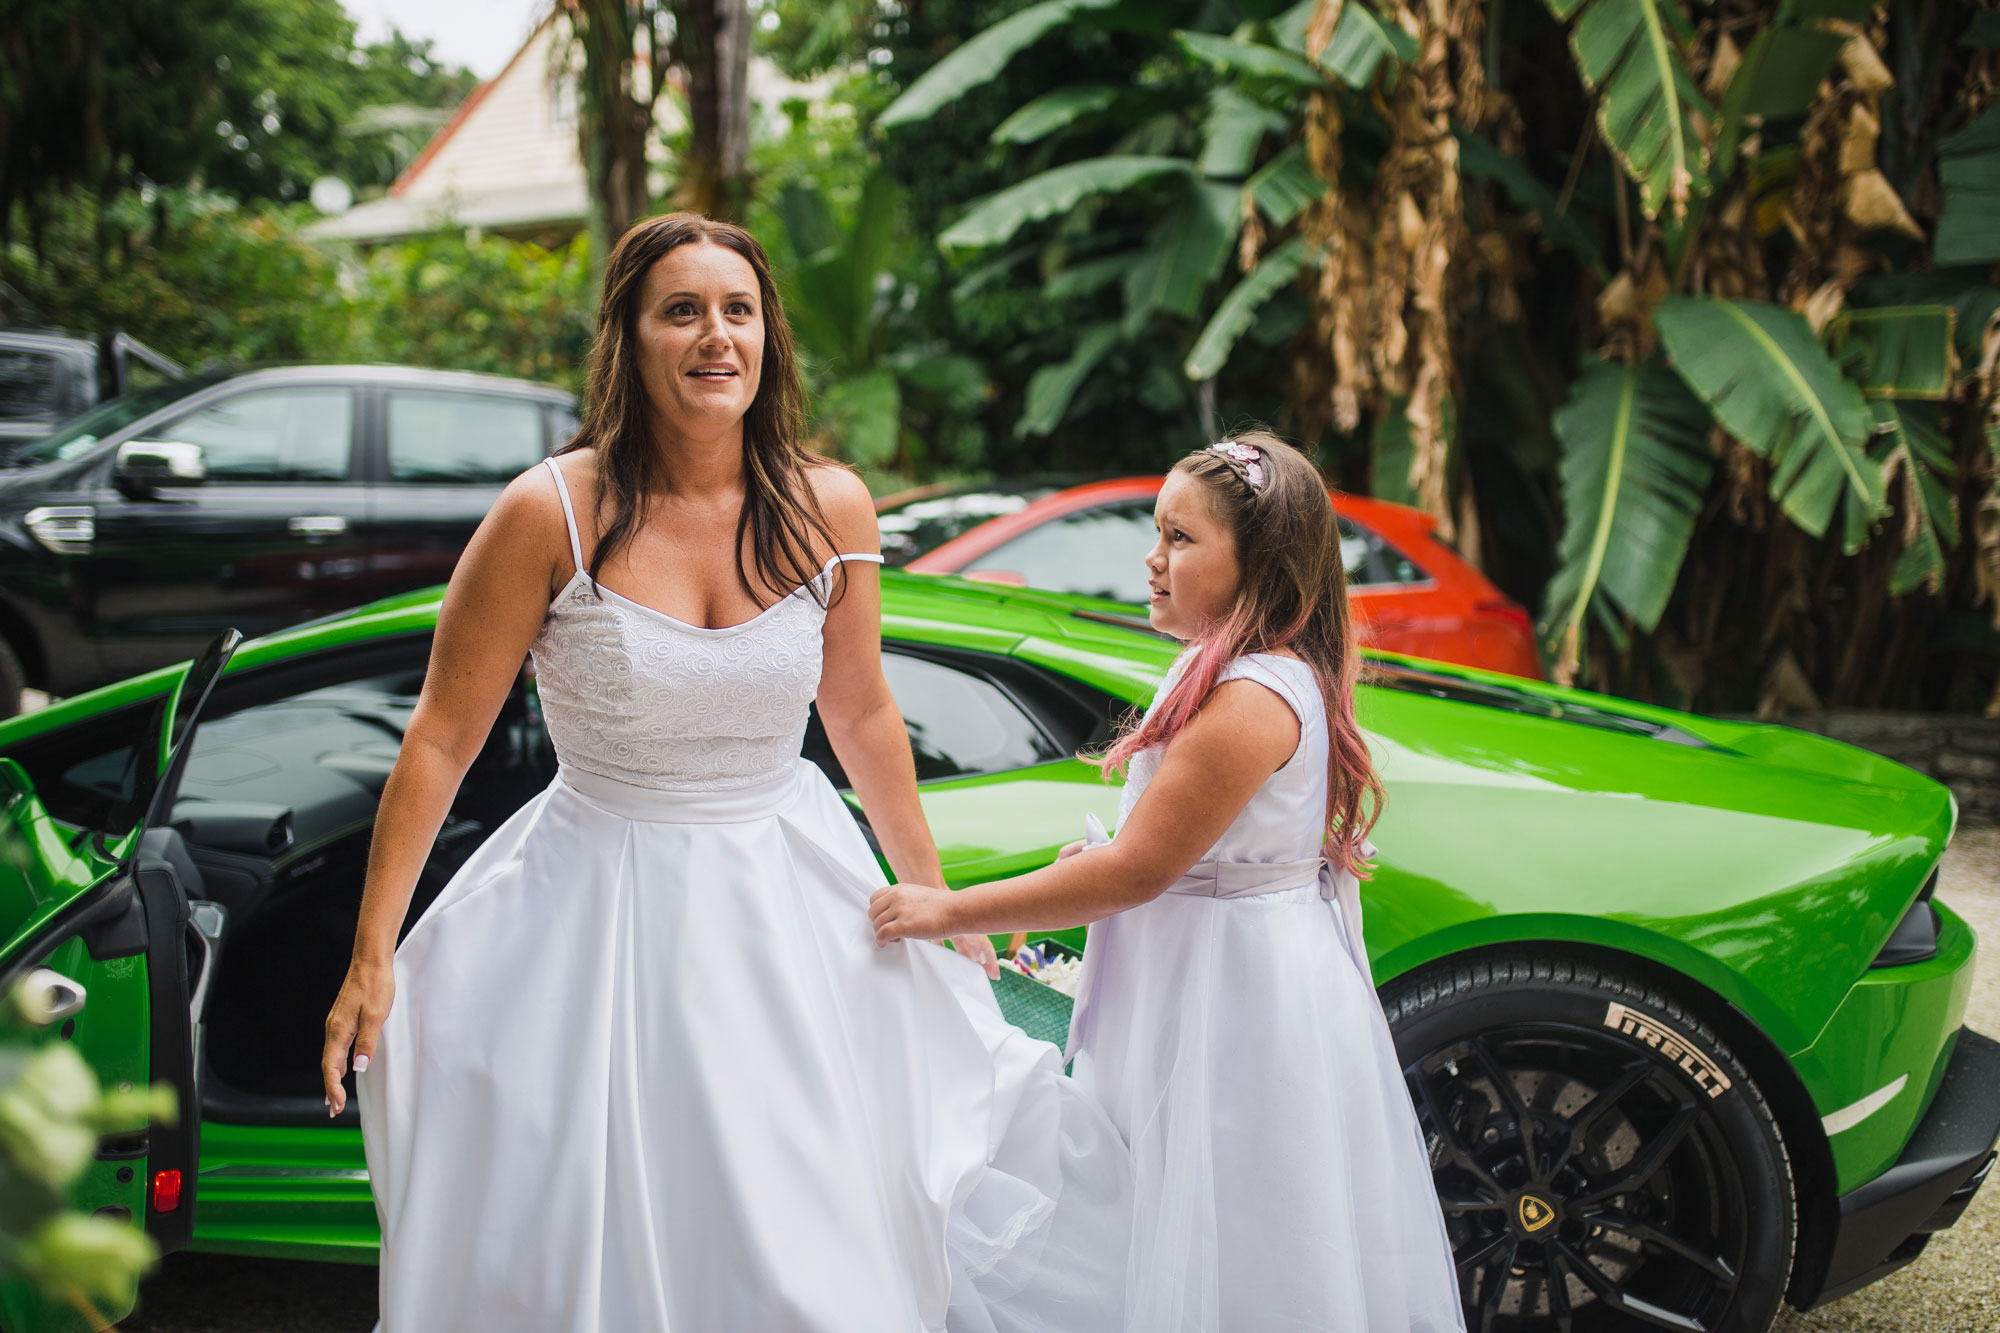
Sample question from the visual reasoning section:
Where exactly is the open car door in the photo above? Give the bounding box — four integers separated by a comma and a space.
0, 630, 239, 1333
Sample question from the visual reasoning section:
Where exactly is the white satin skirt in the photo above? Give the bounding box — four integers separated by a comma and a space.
358, 759, 1130, 1332
1068, 875, 1465, 1333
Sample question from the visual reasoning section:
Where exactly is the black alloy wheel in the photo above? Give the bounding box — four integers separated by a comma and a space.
1383, 956, 1796, 1333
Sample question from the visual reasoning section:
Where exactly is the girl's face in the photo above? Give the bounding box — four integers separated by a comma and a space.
1144, 469, 1243, 640
634, 242, 766, 439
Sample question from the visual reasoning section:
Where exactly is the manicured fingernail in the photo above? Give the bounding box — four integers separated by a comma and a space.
353, 1055, 370, 1073
326, 1100, 336, 1118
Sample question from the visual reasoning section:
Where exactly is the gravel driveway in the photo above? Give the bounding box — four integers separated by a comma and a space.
119, 835, 2000, 1332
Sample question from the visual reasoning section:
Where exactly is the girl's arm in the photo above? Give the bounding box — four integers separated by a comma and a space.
320, 466, 571, 1112
869, 677, 1299, 943
811, 467, 1000, 978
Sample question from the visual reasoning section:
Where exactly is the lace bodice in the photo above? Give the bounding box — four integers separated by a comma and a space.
1114, 651, 1329, 863
528, 457, 881, 791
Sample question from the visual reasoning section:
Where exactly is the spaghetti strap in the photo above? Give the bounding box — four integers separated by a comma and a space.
542, 457, 586, 574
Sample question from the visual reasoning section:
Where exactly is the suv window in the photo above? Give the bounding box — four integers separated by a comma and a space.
968, 500, 1159, 603
160, 387, 354, 481
387, 390, 546, 484
0, 349, 61, 423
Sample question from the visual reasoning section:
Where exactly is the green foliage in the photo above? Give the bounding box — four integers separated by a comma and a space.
1655, 296, 1885, 550
0, 974, 178, 1321
1541, 358, 1714, 654
939, 156, 1195, 249
1869, 400, 1957, 596
1314, 4, 1419, 88
879, 0, 1121, 129
1933, 104, 2000, 266
1543, 0, 1714, 218
1185, 236, 1314, 380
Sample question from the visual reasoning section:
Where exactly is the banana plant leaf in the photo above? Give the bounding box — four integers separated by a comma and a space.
1655, 295, 1885, 548
879, 0, 1119, 129
1044, 253, 1139, 301
1935, 104, 2000, 266
1200, 88, 1288, 178
1172, 30, 1325, 86
1540, 358, 1714, 655
1831, 306, 1958, 400
1870, 400, 1958, 596
1018, 322, 1121, 437
992, 85, 1123, 146
1247, 145, 1319, 227
1184, 236, 1315, 381
1122, 180, 1242, 334
939, 156, 1193, 249
1317, 2, 1418, 88
1544, 0, 1715, 219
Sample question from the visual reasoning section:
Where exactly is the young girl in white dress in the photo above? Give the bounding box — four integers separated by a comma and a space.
871, 432, 1466, 1332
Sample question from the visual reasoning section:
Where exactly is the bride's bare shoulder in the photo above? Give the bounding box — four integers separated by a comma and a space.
802, 461, 876, 551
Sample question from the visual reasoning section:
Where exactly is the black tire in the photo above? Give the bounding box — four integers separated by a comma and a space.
0, 635, 23, 719
1383, 954, 1795, 1333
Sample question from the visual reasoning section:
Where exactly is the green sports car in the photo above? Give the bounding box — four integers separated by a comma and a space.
0, 574, 1993, 1333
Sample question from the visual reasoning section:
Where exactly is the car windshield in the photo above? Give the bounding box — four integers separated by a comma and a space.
8, 377, 214, 466
877, 483, 1067, 565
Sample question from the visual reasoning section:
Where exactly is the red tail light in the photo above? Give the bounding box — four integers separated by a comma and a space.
152, 1168, 182, 1213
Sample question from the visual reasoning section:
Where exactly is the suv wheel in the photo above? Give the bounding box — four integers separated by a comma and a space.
1383, 955, 1795, 1333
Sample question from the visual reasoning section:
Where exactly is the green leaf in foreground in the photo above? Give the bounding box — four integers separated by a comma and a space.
1934, 103, 2000, 267
939, 157, 1193, 249
1172, 30, 1325, 86
1654, 295, 1883, 545
1541, 358, 1714, 659
1832, 305, 1958, 400
1184, 236, 1314, 380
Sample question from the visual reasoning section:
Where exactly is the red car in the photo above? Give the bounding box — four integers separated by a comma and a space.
877, 476, 1543, 680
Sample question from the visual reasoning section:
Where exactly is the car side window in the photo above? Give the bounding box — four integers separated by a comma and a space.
0, 349, 61, 424
886, 654, 1064, 781
967, 501, 1159, 604
1340, 517, 1429, 588
159, 387, 354, 481
387, 390, 546, 484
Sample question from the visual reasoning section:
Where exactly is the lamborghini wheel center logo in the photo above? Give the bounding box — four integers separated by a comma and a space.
1516, 1194, 1557, 1234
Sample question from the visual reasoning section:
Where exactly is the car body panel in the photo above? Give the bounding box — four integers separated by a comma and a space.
1791, 905, 1978, 1191
0, 572, 1978, 1298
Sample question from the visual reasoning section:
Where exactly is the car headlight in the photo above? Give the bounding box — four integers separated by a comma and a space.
1871, 868, 1941, 969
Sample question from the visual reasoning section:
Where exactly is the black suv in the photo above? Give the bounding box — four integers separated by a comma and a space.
0, 364, 578, 713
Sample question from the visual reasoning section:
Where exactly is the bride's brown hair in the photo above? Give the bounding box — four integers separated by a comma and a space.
1095, 429, 1384, 876
559, 212, 844, 605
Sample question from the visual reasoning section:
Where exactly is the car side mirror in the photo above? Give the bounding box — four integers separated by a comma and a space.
115, 439, 206, 494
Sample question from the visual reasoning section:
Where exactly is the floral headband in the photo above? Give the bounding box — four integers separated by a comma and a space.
1210, 440, 1266, 491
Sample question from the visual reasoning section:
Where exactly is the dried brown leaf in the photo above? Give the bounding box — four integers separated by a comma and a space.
1843, 170, 1923, 240
1840, 35, 1893, 96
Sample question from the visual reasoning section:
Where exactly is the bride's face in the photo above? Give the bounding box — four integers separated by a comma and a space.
634, 242, 766, 439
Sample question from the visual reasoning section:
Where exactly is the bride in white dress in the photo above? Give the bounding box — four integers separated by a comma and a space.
319, 213, 1127, 1332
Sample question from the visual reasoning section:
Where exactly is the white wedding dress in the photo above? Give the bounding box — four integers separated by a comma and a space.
1068, 651, 1465, 1332
357, 458, 1130, 1332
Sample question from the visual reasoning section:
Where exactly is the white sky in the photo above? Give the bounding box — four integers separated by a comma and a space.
342, 0, 552, 79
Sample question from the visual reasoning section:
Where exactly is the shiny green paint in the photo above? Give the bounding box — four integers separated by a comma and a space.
1789, 903, 1977, 1191
0, 761, 122, 968
0, 571, 1975, 1268
190, 1123, 377, 1265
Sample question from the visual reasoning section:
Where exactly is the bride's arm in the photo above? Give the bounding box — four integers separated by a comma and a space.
320, 466, 570, 1113
810, 467, 999, 979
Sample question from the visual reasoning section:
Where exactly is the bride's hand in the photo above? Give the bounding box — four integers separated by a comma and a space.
947, 932, 1001, 980
322, 957, 395, 1116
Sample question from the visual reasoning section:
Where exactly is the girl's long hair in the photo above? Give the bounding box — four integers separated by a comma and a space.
559, 212, 844, 605
1095, 429, 1384, 877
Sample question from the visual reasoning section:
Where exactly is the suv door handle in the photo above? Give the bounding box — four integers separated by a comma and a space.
288, 515, 348, 537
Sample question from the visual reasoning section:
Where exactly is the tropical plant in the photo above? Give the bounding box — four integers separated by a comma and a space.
771, 171, 992, 475
881, 0, 2000, 716
0, 973, 176, 1328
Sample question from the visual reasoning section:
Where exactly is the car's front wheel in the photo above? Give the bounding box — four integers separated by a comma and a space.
1383, 955, 1795, 1333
